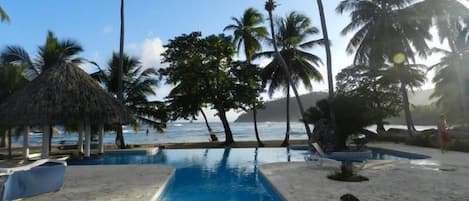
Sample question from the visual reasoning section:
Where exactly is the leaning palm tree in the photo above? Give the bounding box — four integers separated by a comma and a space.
92, 53, 167, 133
258, 10, 323, 146
0, 6, 9, 23
315, 0, 337, 136
337, 0, 433, 134
224, 7, 268, 147
381, 60, 427, 136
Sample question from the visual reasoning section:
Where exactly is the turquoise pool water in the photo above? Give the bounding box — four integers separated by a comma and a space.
69, 147, 429, 201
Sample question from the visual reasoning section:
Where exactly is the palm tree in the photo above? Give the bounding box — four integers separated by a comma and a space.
259, 9, 323, 146
224, 7, 268, 147
316, 0, 337, 142
1, 31, 87, 151
431, 22, 469, 126
93, 53, 167, 132
1, 31, 86, 79
0, 64, 27, 150
115, 0, 126, 148
337, 0, 433, 134
381, 60, 427, 135
0, 6, 9, 23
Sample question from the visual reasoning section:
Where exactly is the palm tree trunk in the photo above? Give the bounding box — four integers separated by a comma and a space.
252, 104, 264, 147
265, 2, 313, 145
200, 108, 213, 133
316, 0, 337, 138
116, 0, 126, 149
8, 129, 12, 159
1, 130, 7, 148
217, 106, 235, 145
115, 126, 126, 149
245, 47, 263, 147
400, 82, 415, 136
281, 84, 290, 147
48, 126, 53, 152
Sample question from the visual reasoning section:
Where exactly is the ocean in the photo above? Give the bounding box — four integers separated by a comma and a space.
10, 122, 437, 146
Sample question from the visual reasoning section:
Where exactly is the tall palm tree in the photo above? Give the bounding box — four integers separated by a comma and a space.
431, 22, 469, 126
337, 0, 433, 134
224, 7, 268, 147
0, 6, 9, 23
93, 53, 167, 132
115, 0, 126, 148
316, 0, 337, 141
259, 9, 323, 146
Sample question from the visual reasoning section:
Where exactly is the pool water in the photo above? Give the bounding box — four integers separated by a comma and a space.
69, 147, 429, 201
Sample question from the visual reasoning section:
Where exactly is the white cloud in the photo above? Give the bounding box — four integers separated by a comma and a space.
127, 37, 167, 69
141, 38, 166, 68
102, 25, 113, 34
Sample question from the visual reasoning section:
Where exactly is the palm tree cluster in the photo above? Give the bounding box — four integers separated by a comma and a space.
222, 4, 324, 146
336, 0, 469, 135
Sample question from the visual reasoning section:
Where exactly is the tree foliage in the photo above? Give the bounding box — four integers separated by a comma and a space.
336, 64, 402, 132
303, 95, 375, 151
1, 31, 88, 81
258, 11, 323, 95
431, 20, 469, 125
161, 32, 259, 145
92, 53, 167, 131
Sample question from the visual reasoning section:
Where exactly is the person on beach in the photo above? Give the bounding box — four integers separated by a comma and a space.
437, 115, 450, 153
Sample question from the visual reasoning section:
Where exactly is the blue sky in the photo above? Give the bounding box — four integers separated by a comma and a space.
0, 0, 464, 121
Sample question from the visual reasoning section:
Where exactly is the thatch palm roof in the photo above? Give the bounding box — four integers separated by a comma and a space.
0, 63, 133, 127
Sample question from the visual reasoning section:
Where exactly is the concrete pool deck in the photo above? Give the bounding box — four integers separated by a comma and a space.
260, 143, 469, 201
23, 164, 175, 201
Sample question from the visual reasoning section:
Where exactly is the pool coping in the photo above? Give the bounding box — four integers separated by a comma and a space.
154, 166, 176, 201
105, 147, 159, 155
260, 143, 469, 201
23, 164, 175, 201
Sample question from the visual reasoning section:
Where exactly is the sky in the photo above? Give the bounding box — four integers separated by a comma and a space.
0, 0, 467, 122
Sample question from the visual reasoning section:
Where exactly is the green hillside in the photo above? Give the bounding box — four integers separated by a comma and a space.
235, 89, 437, 124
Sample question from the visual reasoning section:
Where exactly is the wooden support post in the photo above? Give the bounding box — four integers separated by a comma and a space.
78, 123, 84, 154
99, 123, 105, 154
84, 122, 91, 158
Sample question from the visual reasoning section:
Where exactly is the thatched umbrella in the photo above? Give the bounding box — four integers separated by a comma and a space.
0, 63, 133, 158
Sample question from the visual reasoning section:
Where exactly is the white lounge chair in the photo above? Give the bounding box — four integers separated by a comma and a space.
311, 142, 371, 161
0, 159, 67, 201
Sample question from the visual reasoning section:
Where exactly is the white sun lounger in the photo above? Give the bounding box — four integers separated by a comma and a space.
309, 142, 372, 162
0, 159, 67, 201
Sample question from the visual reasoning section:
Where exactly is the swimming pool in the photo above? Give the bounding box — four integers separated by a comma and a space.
70, 147, 429, 201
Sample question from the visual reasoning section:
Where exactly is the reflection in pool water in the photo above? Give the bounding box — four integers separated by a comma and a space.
69, 147, 429, 201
